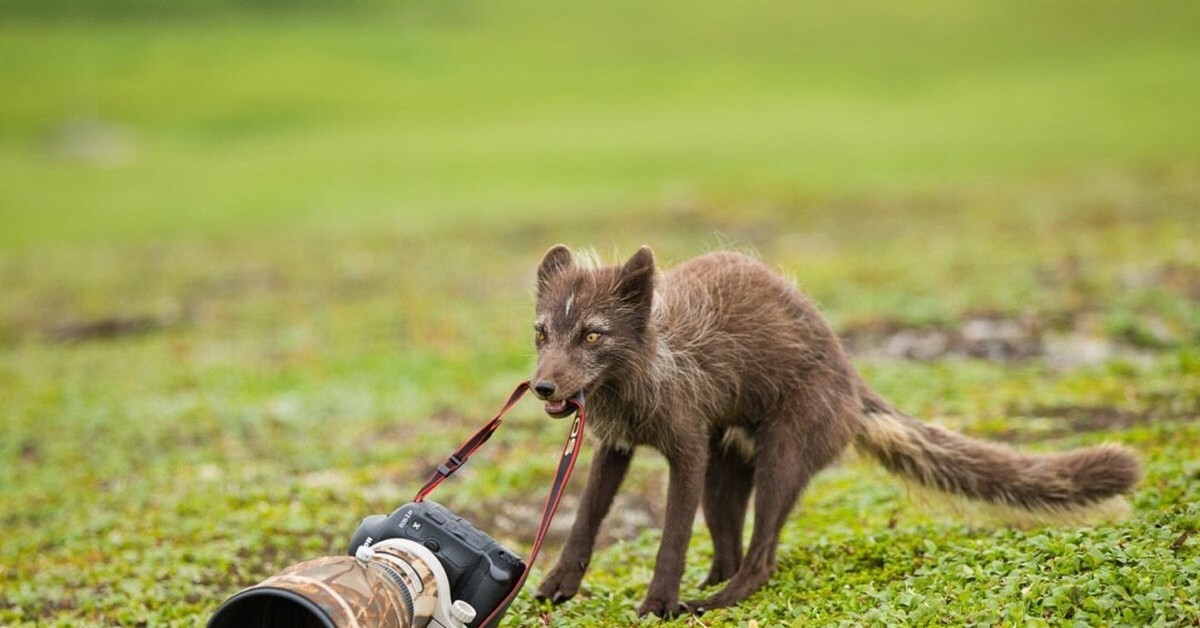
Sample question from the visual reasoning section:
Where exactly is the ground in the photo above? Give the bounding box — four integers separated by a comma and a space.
1, 1, 1198, 625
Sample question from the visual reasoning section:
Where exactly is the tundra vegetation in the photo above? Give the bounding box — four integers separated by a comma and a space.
1, 0, 1198, 625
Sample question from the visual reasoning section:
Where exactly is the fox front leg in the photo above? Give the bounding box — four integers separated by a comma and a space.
637, 436, 708, 618
535, 443, 633, 603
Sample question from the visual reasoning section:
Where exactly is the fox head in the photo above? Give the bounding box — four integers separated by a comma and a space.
531, 244, 656, 416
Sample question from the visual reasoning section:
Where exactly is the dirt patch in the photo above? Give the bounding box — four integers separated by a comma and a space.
45, 315, 167, 343
40, 117, 134, 167
1156, 262, 1200, 301
458, 483, 664, 552
989, 396, 1199, 443
840, 312, 1163, 368
840, 314, 1043, 362
1032, 405, 1151, 433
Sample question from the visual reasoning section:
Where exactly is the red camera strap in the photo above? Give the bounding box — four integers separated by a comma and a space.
413, 381, 587, 628
413, 381, 533, 503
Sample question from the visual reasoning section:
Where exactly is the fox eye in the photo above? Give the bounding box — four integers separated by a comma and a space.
584, 331, 603, 345
535, 329, 547, 344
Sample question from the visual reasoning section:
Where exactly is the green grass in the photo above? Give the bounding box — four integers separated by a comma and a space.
2, 0, 1199, 625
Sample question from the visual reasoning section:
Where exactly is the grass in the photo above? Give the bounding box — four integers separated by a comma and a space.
2, 0, 1199, 625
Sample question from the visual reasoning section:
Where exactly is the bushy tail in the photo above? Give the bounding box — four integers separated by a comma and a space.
854, 387, 1141, 525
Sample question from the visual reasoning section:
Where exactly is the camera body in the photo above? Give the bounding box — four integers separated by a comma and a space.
349, 500, 526, 628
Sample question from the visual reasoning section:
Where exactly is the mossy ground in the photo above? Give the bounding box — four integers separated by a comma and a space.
2, 1, 1198, 625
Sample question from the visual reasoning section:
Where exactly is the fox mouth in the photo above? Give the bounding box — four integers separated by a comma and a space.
543, 395, 580, 419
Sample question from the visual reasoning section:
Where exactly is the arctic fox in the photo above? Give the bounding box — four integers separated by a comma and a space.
529, 245, 1140, 617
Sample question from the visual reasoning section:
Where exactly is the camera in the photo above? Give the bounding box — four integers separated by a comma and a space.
349, 500, 527, 626
209, 500, 526, 628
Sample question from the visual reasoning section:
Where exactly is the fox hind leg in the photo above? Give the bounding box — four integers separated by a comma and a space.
688, 401, 852, 613
700, 431, 754, 589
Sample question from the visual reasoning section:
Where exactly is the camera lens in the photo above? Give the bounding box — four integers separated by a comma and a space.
209, 540, 439, 628
208, 588, 335, 628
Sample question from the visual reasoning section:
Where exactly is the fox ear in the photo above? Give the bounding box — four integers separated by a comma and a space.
616, 245, 655, 307
538, 244, 574, 289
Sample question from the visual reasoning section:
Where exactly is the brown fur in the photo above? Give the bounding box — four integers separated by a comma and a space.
528, 245, 1140, 617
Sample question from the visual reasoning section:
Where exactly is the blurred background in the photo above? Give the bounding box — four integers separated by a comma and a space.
3, 0, 1198, 247
2, 0, 1198, 624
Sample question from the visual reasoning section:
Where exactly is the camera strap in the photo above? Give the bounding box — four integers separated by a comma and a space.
413, 380, 588, 628
413, 381, 533, 502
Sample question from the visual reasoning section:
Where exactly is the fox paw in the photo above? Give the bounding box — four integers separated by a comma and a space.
636, 595, 689, 618
698, 566, 736, 590
534, 564, 585, 604
684, 595, 733, 616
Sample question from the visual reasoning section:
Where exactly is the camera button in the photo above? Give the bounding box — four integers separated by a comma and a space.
423, 538, 442, 552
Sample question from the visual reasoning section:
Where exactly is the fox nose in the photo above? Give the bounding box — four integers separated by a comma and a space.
533, 380, 557, 399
